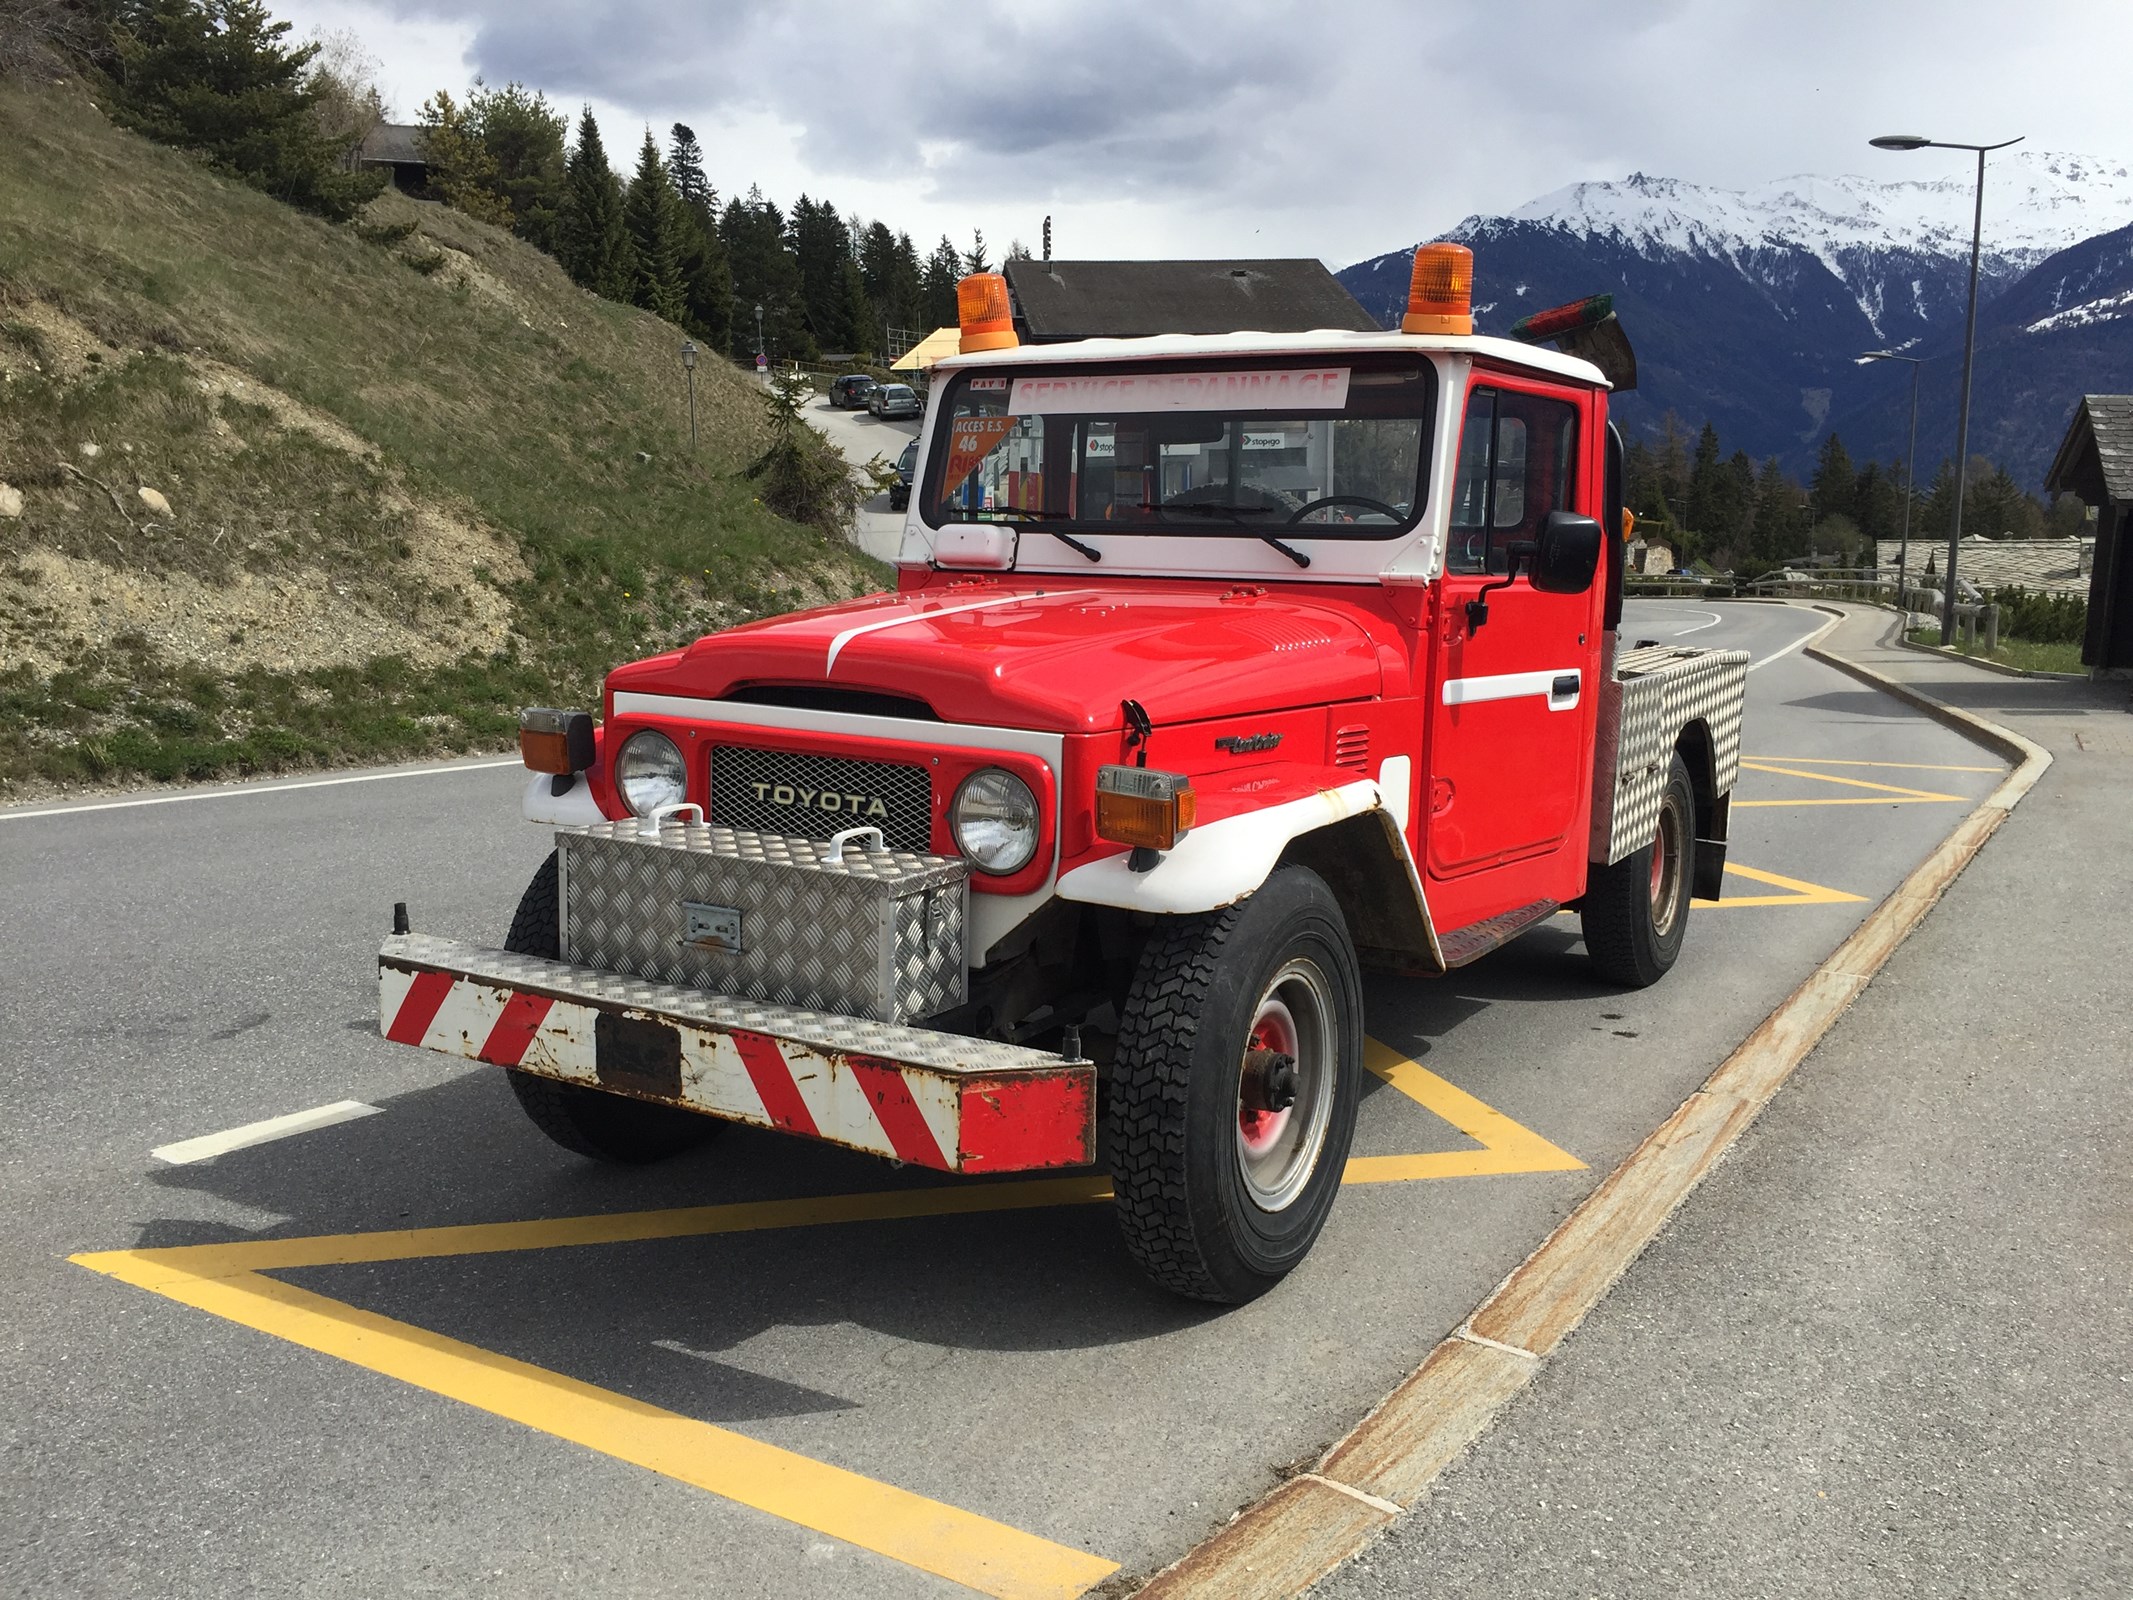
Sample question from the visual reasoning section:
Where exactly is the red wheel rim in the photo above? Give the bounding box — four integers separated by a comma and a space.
1234, 959, 1337, 1212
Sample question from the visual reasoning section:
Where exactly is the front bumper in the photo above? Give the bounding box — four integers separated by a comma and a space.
378, 934, 1094, 1174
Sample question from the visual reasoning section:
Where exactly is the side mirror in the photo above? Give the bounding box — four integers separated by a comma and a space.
1532, 510, 1604, 593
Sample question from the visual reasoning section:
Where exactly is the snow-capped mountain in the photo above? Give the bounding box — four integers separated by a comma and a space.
1335, 152, 2133, 484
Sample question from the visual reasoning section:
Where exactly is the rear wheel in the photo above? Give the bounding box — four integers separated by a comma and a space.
1582, 752, 1694, 988
501, 851, 719, 1164
1108, 867, 1362, 1303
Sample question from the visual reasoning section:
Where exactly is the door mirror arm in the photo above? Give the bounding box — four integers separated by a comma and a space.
1465, 540, 1539, 631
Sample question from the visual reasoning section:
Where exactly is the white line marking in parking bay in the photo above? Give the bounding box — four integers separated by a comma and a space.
152, 1101, 382, 1165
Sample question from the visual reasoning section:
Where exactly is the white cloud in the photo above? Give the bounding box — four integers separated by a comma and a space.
274, 0, 2133, 266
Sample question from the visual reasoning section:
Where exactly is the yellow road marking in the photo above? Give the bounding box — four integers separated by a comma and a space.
72, 1249, 1109, 1600
1743, 755, 2002, 773
70, 1042, 1577, 1596
1692, 863, 1869, 910
1352, 1041, 1585, 1181
1738, 760, 1965, 802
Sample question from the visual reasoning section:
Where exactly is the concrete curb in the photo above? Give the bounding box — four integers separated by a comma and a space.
1128, 623, 2052, 1600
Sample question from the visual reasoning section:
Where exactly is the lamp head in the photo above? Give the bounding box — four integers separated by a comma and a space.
1870, 134, 1932, 151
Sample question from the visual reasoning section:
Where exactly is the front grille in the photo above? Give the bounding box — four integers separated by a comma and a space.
709, 745, 933, 852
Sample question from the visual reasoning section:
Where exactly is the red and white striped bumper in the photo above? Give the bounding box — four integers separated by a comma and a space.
378, 934, 1094, 1174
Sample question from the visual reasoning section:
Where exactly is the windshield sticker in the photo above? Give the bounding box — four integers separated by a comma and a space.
1007, 367, 1350, 415
967, 376, 1009, 391
938, 415, 1020, 498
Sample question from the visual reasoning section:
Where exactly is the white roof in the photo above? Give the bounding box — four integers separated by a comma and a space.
933, 327, 1609, 389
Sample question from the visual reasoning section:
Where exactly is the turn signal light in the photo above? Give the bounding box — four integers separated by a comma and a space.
956, 272, 1019, 353
1095, 765, 1197, 852
519, 707, 595, 774
1401, 242, 1474, 336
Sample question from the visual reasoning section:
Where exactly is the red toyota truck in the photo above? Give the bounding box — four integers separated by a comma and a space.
378, 245, 1747, 1303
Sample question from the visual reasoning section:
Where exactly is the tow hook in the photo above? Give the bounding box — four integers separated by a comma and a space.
1244, 1049, 1299, 1113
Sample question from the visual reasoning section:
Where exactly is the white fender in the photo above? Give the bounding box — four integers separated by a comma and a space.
522, 770, 607, 826
1056, 779, 1384, 914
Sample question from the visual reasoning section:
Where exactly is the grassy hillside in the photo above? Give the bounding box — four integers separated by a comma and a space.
0, 81, 885, 800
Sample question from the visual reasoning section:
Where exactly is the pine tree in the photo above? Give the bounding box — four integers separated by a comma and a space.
1809, 433, 1856, 527
722, 187, 809, 359
110, 0, 385, 220
667, 124, 731, 348
416, 88, 512, 226
558, 108, 634, 300
1751, 456, 1808, 564
965, 228, 990, 274
789, 195, 858, 352
1683, 420, 1722, 552
1711, 449, 1757, 556
474, 82, 567, 253
668, 124, 717, 223
624, 129, 687, 322
921, 235, 963, 327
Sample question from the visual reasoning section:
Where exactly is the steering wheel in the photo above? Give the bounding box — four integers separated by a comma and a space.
1287, 495, 1403, 526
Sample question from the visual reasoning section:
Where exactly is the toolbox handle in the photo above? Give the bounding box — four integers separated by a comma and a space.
824, 825, 886, 865
642, 802, 705, 835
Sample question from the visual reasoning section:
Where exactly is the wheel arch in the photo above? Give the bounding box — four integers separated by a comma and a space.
1275, 811, 1443, 974
1673, 718, 1729, 902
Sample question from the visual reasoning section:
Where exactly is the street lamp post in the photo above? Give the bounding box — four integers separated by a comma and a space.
1869, 132, 2023, 644
754, 303, 766, 369
679, 340, 698, 448
1856, 350, 1922, 614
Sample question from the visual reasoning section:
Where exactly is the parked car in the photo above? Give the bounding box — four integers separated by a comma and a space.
830, 374, 878, 409
889, 439, 917, 511
870, 382, 921, 420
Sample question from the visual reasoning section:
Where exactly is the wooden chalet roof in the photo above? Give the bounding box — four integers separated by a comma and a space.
2046, 394, 2133, 506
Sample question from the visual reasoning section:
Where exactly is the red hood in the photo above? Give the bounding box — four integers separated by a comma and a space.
613, 582, 1402, 731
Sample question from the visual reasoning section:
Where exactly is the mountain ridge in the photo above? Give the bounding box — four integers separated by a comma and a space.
1335, 151, 2133, 486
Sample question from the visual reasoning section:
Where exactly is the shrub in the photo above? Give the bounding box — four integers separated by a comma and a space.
1983, 586, 2085, 645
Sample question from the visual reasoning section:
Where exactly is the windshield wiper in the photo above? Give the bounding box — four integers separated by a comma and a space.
1136, 502, 1311, 567
960, 509, 1101, 561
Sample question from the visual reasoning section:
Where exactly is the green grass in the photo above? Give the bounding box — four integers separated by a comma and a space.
0, 82, 887, 797
1906, 629, 2085, 675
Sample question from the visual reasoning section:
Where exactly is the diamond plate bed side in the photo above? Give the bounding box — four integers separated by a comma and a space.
1598, 646, 1750, 865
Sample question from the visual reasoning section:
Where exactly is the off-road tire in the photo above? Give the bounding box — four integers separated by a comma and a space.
501, 851, 719, 1164
1582, 751, 1695, 988
1107, 866, 1363, 1303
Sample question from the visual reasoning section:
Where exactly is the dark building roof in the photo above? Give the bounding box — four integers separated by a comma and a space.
359, 124, 427, 167
2047, 394, 2133, 506
1000, 258, 1379, 341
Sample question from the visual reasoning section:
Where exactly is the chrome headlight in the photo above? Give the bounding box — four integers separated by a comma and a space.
614, 730, 687, 817
951, 768, 1040, 876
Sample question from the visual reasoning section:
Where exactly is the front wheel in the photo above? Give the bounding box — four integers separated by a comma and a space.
1582, 752, 1695, 988
1108, 867, 1363, 1303
501, 851, 721, 1164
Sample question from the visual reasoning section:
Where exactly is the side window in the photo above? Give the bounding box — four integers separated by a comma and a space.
1446, 385, 1581, 574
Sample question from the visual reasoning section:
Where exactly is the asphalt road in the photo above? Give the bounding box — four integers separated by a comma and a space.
802, 391, 917, 563
0, 602, 2009, 1597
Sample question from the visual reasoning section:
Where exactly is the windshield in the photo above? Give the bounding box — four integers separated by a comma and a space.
920, 355, 1437, 540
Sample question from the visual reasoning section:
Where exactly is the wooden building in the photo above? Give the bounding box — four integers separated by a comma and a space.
2045, 395, 2133, 675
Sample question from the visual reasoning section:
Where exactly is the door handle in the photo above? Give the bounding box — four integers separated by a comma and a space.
1551, 674, 1580, 698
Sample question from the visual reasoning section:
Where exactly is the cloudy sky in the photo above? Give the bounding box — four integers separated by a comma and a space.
278, 0, 2131, 269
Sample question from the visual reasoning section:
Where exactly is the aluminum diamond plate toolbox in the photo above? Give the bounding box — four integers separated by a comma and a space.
1592, 644, 1748, 865
558, 819, 968, 1023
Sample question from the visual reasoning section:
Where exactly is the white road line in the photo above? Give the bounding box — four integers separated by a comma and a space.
152, 1100, 381, 1165
1745, 615, 1833, 672
1671, 611, 1723, 636
0, 758, 522, 824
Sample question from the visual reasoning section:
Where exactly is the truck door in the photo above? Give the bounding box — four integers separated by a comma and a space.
1425, 380, 1597, 891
